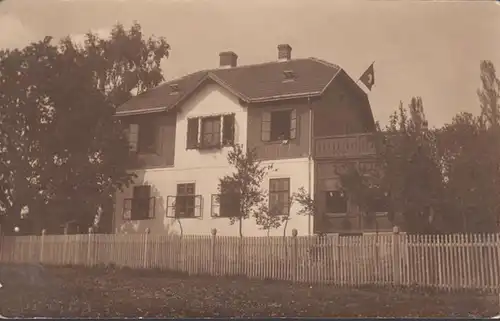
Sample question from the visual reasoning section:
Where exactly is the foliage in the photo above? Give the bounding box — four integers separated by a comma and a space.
478, 60, 500, 128
339, 98, 444, 234
0, 22, 170, 234
437, 112, 500, 233
292, 187, 316, 217
218, 144, 274, 237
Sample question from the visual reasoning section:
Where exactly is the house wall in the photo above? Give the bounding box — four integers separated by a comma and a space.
247, 98, 312, 160
113, 158, 312, 237
313, 71, 374, 138
114, 82, 314, 236
121, 113, 177, 169
173, 82, 247, 169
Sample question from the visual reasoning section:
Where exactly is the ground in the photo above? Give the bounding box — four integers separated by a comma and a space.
0, 265, 498, 318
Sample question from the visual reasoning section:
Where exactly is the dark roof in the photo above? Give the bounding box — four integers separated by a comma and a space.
116, 57, 348, 116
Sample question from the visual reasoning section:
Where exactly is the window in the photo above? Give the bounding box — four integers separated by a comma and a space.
211, 181, 241, 218
127, 123, 158, 154
122, 185, 155, 220
325, 190, 347, 216
261, 109, 297, 142
175, 183, 197, 218
186, 114, 235, 150
201, 116, 221, 148
269, 178, 290, 216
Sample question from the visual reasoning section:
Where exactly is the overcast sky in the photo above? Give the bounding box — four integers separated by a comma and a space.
0, 0, 499, 126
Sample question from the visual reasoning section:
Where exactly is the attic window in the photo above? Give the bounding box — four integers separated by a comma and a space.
283, 70, 295, 82
169, 84, 180, 95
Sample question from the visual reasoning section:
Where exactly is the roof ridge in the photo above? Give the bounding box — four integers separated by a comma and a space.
308, 57, 341, 70
149, 57, 327, 90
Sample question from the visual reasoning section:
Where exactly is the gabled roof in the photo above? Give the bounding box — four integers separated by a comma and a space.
115, 57, 351, 116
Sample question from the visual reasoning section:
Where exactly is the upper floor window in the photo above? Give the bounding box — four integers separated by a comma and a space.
269, 178, 291, 216
186, 114, 235, 150
128, 122, 158, 154
261, 109, 297, 142
122, 185, 155, 220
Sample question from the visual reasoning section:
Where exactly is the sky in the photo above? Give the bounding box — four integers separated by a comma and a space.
0, 0, 499, 127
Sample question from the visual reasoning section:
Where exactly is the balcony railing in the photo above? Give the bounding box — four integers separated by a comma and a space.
314, 133, 377, 159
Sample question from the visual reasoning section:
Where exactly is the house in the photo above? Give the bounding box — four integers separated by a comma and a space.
112, 44, 393, 236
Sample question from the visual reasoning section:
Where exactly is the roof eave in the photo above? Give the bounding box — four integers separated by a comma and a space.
249, 92, 322, 103
114, 106, 169, 117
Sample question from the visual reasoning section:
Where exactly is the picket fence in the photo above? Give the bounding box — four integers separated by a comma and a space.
1, 227, 500, 292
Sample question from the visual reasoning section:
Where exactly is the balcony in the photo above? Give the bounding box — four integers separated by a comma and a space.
314, 133, 376, 159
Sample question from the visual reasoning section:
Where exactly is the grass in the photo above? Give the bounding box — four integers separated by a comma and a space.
0, 264, 499, 318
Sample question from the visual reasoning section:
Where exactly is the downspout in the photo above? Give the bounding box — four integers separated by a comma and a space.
307, 96, 313, 236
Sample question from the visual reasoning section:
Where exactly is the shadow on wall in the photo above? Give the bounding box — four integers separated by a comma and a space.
118, 170, 179, 236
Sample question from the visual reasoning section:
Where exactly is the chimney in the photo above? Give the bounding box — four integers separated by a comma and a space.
277, 44, 292, 61
219, 51, 238, 68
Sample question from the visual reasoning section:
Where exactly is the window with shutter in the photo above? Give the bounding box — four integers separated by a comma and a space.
262, 109, 298, 142
201, 116, 221, 148
175, 183, 196, 218
222, 114, 235, 146
186, 118, 199, 149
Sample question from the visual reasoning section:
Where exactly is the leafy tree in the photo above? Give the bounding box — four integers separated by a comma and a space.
218, 144, 274, 237
0, 22, 170, 234
339, 98, 444, 234
437, 112, 500, 233
478, 60, 500, 128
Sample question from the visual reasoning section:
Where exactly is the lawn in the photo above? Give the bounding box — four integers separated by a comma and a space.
0, 264, 498, 318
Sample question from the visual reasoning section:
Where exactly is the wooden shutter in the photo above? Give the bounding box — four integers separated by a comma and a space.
261, 111, 271, 142
222, 114, 235, 145
129, 124, 139, 152
290, 109, 297, 140
186, 118, 199, 149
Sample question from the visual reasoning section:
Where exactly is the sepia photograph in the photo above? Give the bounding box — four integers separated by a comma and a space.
0, 0, 499, 317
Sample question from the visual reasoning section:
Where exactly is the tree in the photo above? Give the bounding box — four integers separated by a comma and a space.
218, 144, 274, 237
0, 22, 170, 234
437, 112, 500, 233
478, 60, 500, 128
339, 98, 444, 234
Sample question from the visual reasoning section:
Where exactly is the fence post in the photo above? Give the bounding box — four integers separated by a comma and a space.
210, 228, 217, 276
39, 229, 46, 264
392, 226, 401, 286
87, 227, 93, 267
143, 228, 150, 269
62, 225, 68, 265
292, 229, 298, 281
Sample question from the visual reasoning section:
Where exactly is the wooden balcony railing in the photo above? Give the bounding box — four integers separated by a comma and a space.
314, 133, 377, 159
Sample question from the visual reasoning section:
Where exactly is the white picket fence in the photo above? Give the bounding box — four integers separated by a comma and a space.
1, 228, 499, 292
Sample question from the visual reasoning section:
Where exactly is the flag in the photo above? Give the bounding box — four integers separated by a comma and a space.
359, 62, 375, 91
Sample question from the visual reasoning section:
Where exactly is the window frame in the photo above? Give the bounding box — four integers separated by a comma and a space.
166, 183, 203, 219
186, 113, 235, 150
268, 178, 291, 216
324, 190, 348, 217
261, 108, 297, 143
200, 116, 222, 149
122, 185, 156, 221
211, 181, 241, 218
